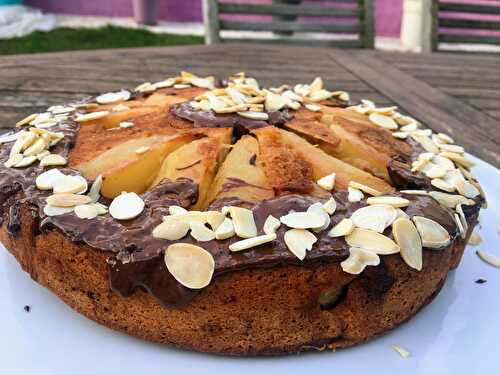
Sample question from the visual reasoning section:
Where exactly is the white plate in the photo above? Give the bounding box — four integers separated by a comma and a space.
1, 155, 499, 375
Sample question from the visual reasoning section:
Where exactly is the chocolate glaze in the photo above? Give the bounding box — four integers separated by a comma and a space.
0, 92, 481, 310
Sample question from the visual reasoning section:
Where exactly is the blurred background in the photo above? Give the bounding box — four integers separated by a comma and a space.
0, 0, 499, 55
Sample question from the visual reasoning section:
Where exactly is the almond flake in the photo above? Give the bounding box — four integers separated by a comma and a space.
87, 174, 103, 203
229, 233, 276, 252
109, 192, 144, 220
391, 345, 410, 358
75, 111, 109, 122
307, 203, 330, 233
96, 90, 130, 105
52, 175, 87, 194
152, 79, 175, 89
74, 204, 99, 220
40, 153, 67, 167
341, 247, 380, 274
309, 89, 333, 102
237, 111, 269, 121
368, 113, 398, 130
16, 113, 38, 127
455, 179, 480, 198
453, 212, 466, 239
90, 202, 108, 215
309, 77, 323, 92
228, 206, 257, 238
468, 232, 482, 246
284, 229, 317, 260
431, 178, 455, 192
400, 189, 428, 196
432, 154, 455, 171
348, 181, 382, 196
317, 172, 336, 191
351, 204, 397, 233
437, 133, 454, 144
14, 156, 37, 167
423, 163, 447, 179
412, 216, 450, 249
392, 131, 408, 139
119, 121, 134, 128
438, 143, 464, 154
35, 168, 65, 190
439, 152, 475, 169
366, 196, 410, 208
280, 211, 325, 229
428, 191, 475, 208
328, 218, 354, 237
395, 115, 416, 126
263, 215, 281, 235
396, 208, 409, 219
134, 82, 155, 93
112, 104, 130, 112
168, 205, 188, 216
411, 133, 439, 154
46, 193, 92, 207
23, 138, 46, 157
215, 218, 235, 240
153, 218, 189, 240
168, 211, 208, 223
305, 104, 321, 112
4, 154, 23, 168
322, 197, 337, 215
265, 91, 287, 112
455, 204, 468, 239
206, 211, 225, 231
393, 218, 423, 271
164, 243, 215, 289
12, 131, 36, 153
174, 84, 191, 89
476, 250, 500, 268
345, 228, 400, 255
43, 204, 74, 216
348, 187, 364, 202
0, 132, 20, 144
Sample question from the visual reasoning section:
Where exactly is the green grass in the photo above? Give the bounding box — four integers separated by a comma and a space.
0, 25, 204, 55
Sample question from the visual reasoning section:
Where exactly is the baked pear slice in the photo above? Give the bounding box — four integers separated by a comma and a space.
204, 135, 274, 206
73, 133, 196, 198
150, 128, 232, 209
253, 127, 393, 194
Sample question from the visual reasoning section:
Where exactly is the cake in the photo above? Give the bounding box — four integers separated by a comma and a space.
0, 71, 486, 355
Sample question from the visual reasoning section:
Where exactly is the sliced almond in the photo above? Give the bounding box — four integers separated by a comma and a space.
317, 172, 336, 191
392, 131, 408, 139
109, 192, 144, 220
429, 191, 475, 208
229, 233, 276, 252
328, 218, 354, 237
96, 90, 130, 104
348, 181, 382, 197
431, 178, 455, 192
455, 179, 480, 198
168, 205, 188, 216
438, 143, 464, 154
307, 203, 331, 233
280, 211, 325, 229
87, 174, 103, 203
134, 82, 155, 93
16, 113, 38, 127
468, 232, 482, 246
263, 215, 281, 235
164, 243, 215, 289
22, 138, 46, 157
351, 204, 397, 233
90, 202, 108, 215
348, 186, 364, 202
228, 206, 257, 238
455, 204, 468, 239
152, 79, 175, 89
396, 208, 409, 219
366, 196, 410, 208
284, 229, 317, 260
322, 197, 337, 215
340, 247, 380, 275
440, 152, 475, 169
215, 218, 235, 240
153, 218, 190, 240
35, 168, 65, 190
437, 133, 454, 144
74, 204, 99, 220
432, 154, 455, 171
391, 345, 410, 358
305, 104, 321, 112
207, 211, 225, 231
265, 91, 287, 112
345, 228, 400, 255
411, 133, 439, 154
368, 113, 398, 130
46, 193, 92, 207
169, 211, 208, 224
43, 204, 74, 217
189, 222, 215, 241
36, 150, 50, 160
476, 250, 500, 268
14, 156, 37, 168
52, 175, 87, 194
393, 218, 423, 271
237, 111, 269, 121
4, 153, 23, 168
309, 89, 333, 102
119, 121, 134, 129
400, 189, 428, 196
423, 163, 447, 179
40, 154, 67, 167
12, 131, 36, 153
75, 111, 109, 122
135, 146, 151, 155
0, 132, 20, 144
412, 216, 450, 249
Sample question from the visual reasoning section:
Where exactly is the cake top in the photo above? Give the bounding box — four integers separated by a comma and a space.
0, 71, 485, 308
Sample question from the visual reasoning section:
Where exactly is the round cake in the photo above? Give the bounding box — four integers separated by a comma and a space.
0, 72, 485, 355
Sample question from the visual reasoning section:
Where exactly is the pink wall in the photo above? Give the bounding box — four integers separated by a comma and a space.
25, 0, 402, 37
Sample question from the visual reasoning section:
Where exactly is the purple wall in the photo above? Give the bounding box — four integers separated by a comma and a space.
26, 0, 402, 37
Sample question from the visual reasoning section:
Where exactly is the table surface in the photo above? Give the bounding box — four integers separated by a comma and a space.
1, 44, 499, 168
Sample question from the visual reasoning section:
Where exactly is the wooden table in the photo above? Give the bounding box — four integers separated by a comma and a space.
1, 44, 499, 168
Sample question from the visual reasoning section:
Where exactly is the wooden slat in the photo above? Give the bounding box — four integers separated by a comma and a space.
439, 2, 500, 15
361, 0, 375, 48
220, 20, 361, 33
439, 18, 500, 31
219, 3, 360, 17
221, 37, 363, 48
439, 34, 500, 45
203, 0, 221, 44
329, 49, 500, 167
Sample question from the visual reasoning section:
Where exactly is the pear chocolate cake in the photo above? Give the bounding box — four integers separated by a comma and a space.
0, 71, 486, 355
